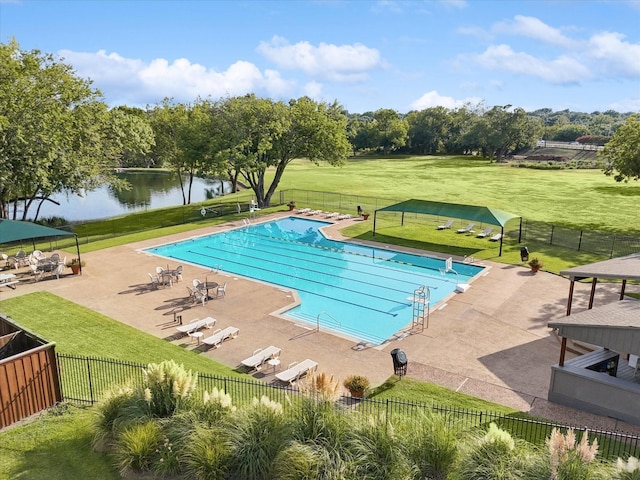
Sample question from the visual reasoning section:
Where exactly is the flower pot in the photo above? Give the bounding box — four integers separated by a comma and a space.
70, 265, 80, 275
288, 205, 295, 211
349, 389, 365, 398
362, 214, 370, 220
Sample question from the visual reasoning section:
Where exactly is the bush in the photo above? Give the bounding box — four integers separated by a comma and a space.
343, 374, 370, 395
114, 420, 162, 474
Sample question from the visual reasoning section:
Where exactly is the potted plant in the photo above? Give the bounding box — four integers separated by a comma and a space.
343, 374, 370, 398
362, 212, 370, 220
528, 258, 543, 273
287, 201, 296, 211
66, 258, 85, 274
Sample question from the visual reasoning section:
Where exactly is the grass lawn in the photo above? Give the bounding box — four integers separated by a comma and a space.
276, 156, 640, 235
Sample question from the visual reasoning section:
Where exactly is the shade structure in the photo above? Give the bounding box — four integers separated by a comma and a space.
373, 199, 520, 256
0, 219, 82, 274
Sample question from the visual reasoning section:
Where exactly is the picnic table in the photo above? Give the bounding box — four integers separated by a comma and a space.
0, 273, 19, 289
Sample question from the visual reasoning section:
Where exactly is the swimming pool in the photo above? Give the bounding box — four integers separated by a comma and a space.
146, 217, 484, 345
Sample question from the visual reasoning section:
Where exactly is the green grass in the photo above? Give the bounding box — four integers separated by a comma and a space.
276, 156, 640, 234
0, 292, 245, 377
369, 377, 517, 415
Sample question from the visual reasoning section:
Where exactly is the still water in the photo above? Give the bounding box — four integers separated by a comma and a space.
32, 171, 232, 222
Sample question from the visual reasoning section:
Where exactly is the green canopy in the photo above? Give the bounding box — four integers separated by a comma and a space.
375, 199, 518, 227
0, 219, 75, 244
0, 219, 82, 273
373, 199, 521, 256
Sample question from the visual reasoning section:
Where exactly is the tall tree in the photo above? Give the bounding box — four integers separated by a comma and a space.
600, 114, 640, 182
216, 95, 349, 207
370, 108, 408, 154
0, 40, 153, 220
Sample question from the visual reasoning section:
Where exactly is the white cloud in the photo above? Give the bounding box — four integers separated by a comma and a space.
608, 96, 640, 113
302, 81, 324, 100
410, 90, 481, 110
58, 49, 294, 105
471, 44, 591, 84
256, 35, 384, 82
587, 31, 640, 78
493, 15, 577, 48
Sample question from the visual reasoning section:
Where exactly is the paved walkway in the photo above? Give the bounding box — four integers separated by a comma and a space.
2, 210, 639, 434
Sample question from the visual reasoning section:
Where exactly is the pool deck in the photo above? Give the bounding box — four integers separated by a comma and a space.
2, 210, 639, 434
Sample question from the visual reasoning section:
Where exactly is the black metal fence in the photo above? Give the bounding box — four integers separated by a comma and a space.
279, 189, 640, 259
57, 353, 640, 460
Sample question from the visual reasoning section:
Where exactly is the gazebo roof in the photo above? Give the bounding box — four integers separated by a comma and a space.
548, 299, 640, 355
560, 252, 640, 281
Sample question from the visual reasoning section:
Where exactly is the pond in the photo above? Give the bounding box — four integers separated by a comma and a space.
27, 171, 232, 222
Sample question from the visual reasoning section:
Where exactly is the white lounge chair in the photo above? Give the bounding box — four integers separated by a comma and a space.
476, 227, 493, 238
337, 213, 352, 220
203, 326, 239, 349
489, 233, 503, 242
437, 219, 454, 230
275, 359, 318, 385
324, 212, 339, 218
175, 317, 216, 336
296, 208, 311, 214
456, 223, 475, 234
240, 345, 281, 371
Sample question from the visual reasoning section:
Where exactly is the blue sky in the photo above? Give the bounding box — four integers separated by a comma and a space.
2, 0, 639, 114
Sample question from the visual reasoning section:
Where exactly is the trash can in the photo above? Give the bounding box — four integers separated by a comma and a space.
520, 246, 529, 262
390, 348, 408, 378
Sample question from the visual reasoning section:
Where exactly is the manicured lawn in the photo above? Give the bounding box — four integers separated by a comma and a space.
275, 156, 640, 235
0, 292, 245, 376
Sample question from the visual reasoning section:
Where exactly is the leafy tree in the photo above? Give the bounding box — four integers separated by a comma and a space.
369, 108, 408, 154
0, 39, 153, 220
406, 106, 453, 154
216, 95, 349, 207
148, 98, 222, 205
600, 114, 640, 182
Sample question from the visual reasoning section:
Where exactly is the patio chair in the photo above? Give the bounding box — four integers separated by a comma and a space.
53, 263, 64, 279
240, 345, 281, 371
489, 233, 503, 242
437, 219, 454, 230
476, 227, 493, 238
275, 359, 318, 385
148, 272, 161, 289
203, 326, 239, 349
216, 281, 227, 298
456, 223, 475, 234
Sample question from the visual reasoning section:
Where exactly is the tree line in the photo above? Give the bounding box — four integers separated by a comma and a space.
1, 40, 637, 221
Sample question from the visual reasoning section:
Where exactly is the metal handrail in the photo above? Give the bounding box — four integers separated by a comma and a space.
316, 311, 341, 332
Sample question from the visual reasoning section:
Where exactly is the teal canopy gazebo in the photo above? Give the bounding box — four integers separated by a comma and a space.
373, 199, 521, 256
0, 219, 82, 273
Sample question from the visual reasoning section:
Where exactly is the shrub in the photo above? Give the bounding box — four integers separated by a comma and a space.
182, 425, 231, 480
113, 420, 162, 474
300, 370, 341, 402
141, 359, 198, 417
227, 396, 289, 480
343, 374, 370, 395
400, 410, 458, 480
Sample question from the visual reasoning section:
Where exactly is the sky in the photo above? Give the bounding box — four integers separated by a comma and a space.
2, 0, 640, 114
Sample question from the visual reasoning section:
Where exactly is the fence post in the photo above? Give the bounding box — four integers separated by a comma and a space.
578, 231, 583, 251
610, 236, 616, 258
550, 225, 554, 245
86, 357, 95, 404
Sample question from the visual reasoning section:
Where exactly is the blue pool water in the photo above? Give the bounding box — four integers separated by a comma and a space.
146, 217, 484, 344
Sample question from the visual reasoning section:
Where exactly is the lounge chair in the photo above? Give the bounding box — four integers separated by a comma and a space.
476, 227, 493, 238
275, 359, 318, 385
456, 223, 475, 234
324, 212, 339, 218
296, 208, 311, 214
175, 317, 216, 336
203, 326, 239, 349
337, 213, 352, 220
437, 219, 454, 230
489, 233, 503, 242
240, 345, 281, 371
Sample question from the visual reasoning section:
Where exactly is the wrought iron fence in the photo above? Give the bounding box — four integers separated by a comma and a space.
57, 353, 640, 460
